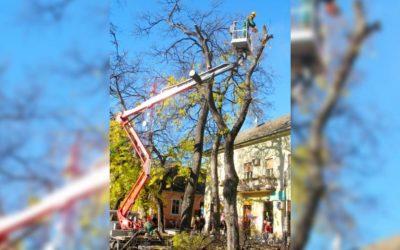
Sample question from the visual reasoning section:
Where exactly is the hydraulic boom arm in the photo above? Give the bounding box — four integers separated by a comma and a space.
116, 62, 237, 230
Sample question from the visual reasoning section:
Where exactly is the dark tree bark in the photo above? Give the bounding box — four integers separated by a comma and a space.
221, 134, 241, 249
151, 143, 168, 233
132, 2, 219, 232
131, 0, 229, 234
291, 1, 380, 249
156, 195, 166, 233
209, 133, 221, 233
179, 97, 209, 231
206, 26, 273, 250
178, 23, 214, 232
110, 24, 142, 112
132, 2, 269, 248
114, 196, 125, 210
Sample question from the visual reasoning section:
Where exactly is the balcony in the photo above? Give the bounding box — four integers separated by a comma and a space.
237, 175, 277, 193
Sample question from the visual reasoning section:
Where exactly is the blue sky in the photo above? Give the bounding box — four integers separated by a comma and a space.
347, 0, 400, 247
110, 0, 291, 123
307, 0, 400, 249
1, 1, 109, 248
1, 1, 108, 155
0, 0, 108, 217
1, 0, 400, 249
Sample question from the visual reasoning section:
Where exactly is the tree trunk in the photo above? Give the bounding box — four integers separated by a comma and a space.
114, 195, 125, 210
210, 134, 221, 233
179, 23, 213, 232
179, 97, 209, 231
156, 180, 166, 233
222, 135, 240, 250
156, 196, 166, 233
291, 165, 324, 250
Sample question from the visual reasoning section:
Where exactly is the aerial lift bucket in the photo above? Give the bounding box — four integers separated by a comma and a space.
230, 21, 252, 58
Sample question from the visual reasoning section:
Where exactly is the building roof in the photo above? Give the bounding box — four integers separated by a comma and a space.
166, 176, 205, 194
208, 114, 290, 154
160, 165, 205, 194
233, 114, 290, 146
361, 235, 400, 250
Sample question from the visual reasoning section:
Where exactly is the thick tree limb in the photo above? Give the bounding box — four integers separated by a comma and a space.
291, 1, 380, 249
207, 25, 273, 139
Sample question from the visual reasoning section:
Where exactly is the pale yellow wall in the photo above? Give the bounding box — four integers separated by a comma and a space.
217, 133, 290, 189
204, 131, 291, 238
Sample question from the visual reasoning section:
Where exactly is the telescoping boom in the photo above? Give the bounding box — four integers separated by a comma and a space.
115, 62, 238, 230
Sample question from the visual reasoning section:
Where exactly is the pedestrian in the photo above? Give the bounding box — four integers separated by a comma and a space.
190, 216, 196, 235
263, 220, 273, 243
133, 217, 141, 230
144, 217, 155, 236
195, 216, 200, 232
152, 214, 158, 227
262, 220, 268, 242
199, 216, 205, 233
220, 218, 227, 236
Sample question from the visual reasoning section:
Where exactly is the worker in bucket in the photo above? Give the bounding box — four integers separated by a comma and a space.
243, 11, 257, 36
324, 0, 340, 16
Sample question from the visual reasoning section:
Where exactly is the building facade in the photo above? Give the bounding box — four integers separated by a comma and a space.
139, 174, 205, 229
162, 190, 204, 229
204, 114, 291, 240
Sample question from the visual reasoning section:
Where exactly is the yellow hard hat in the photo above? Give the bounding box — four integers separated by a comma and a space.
251, 11, 256, 16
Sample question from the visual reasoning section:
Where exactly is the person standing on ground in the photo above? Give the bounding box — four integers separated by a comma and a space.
152, 214, 158, 228
220, 219, 227, 236
198, 216, 205, 233
190, 216, 196, 235
262, 220, 269, 242
144, 217, 155, 236
263, 221, 273, 243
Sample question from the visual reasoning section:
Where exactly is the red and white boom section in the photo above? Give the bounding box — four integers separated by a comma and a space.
115, 62, 237, 230
0, 157, 108, 243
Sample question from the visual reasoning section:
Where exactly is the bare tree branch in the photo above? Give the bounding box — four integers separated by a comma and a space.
292, 1, 380, 249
